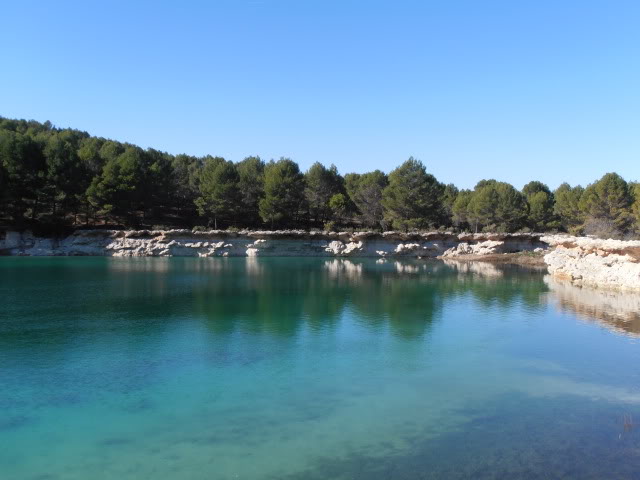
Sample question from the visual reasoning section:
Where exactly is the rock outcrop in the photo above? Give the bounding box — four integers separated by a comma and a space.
543, 235, 640, 292
0, 229, 546, 258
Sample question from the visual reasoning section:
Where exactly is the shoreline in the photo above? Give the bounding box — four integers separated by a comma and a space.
0, 229, 548, 258
1, 229, 638, 292
439, 251, 547, 268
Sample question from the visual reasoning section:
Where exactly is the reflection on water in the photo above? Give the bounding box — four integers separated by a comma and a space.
324, 258, 363, 279
545, 275, 640, 337
0, 257, 639, 480
442, 258, 505, 278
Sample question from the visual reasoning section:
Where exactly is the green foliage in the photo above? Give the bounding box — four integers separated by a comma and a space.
522, 180, 550, 198
99, 140, 125, 164
345, 170, 388, 228
304, 163, 343, 225
43, 134, 83, 220
382, 157, 444, 230
441, 184, 459, 227
77, 137, 105, 176
237, 156, 265, 226
143, 148, 175, 220
579, 172, 633, 234
632, 182, 640, 233
474, 179, 497, 190
452, 189, 473, 229
459, 180, 527, 232
323, 220, 337, 232
259, 158, 305, 228
490, 182, 528, 232
171, 154, 202, 219
0, 115, 638, 238
522, 181, 557, 231
87, 147, 149, 223
553, 183, 584, 233
467, 182, 499, 231
527, 191, 557, 231
0, 130, 46, 222
328, 193, 348, 226
195, 158, 240, 229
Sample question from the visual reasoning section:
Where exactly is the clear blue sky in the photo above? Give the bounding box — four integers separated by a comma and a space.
1, 0, 638, 189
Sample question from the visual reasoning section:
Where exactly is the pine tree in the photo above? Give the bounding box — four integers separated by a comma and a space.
259, 158, 305, 228
345, 170, 388, 229
580, 172, 633, 236
553, 183, 584, 233
382, 158, 444, 231
304, 163, 343, 226
195, 158, 240, 229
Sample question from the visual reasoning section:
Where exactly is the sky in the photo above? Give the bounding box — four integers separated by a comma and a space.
1, 0, 639, 189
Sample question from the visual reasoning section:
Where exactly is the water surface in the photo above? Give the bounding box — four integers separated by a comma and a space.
1, 257, 639, 479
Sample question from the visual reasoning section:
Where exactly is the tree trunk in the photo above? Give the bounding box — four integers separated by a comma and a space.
32, 196, 39, 221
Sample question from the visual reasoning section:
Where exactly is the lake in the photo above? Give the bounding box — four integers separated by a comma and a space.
1, 257, 639, 479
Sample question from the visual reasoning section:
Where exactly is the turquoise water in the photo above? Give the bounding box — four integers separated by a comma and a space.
1, 257, 639, 479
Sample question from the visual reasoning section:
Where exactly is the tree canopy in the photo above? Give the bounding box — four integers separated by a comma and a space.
382, 158, 444, 230
259, 158, 305, 228
455, 180, 527, 233
196, 158, 240, 229
1, 116, 639, 238
522, 181, 557, 231
579, 173, 633, 235
304, 162, 343, 225
553, 183, 584, 234
345, 170, 388, 229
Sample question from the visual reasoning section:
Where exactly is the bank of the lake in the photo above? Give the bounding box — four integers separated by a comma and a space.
0, 229, 547, 257
2, 229, 639, 291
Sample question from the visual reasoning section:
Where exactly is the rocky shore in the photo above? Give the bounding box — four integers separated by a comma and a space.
1, 229, 639, 291
543, 235, 640, 292
0, 229, 547, 258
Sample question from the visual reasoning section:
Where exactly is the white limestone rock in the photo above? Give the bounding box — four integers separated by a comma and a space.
543, 235, 640, 292
1, 230, 545, 261
441, 240, 505, 257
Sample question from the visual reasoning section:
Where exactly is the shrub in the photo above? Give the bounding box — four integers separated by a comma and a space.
582, 217, 624, 239
323, 221, 337, 232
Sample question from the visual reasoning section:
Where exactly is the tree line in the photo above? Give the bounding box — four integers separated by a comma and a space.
1, 116, 639, 237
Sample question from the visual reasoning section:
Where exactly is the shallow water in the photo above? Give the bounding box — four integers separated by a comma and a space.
1, 257, 639, 479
